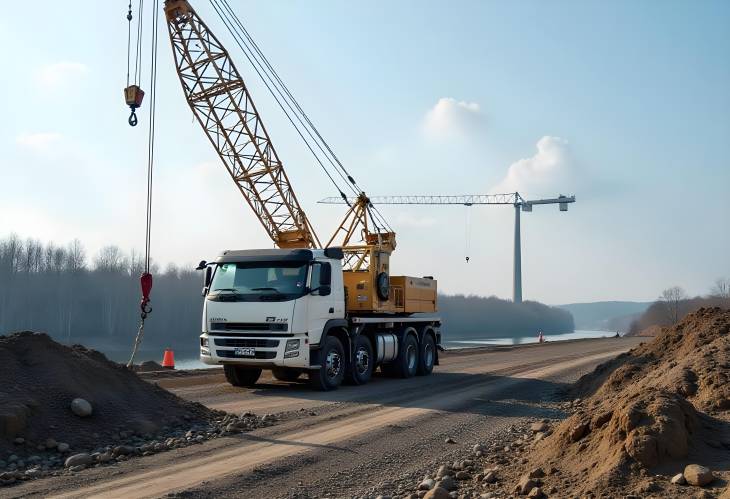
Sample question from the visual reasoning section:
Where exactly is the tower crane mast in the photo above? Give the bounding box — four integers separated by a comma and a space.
164, 0, 319, 249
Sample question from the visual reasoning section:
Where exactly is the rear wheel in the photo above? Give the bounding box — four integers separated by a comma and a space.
272, 367, 301, 382
309, 336, 345, 391
346, 335, 374, 385
224, 365, 262, 387
383, 330, 419, 378
416, 331, 436, 376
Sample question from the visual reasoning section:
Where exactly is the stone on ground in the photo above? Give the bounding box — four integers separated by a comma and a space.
70, 398, 93, 417
683, 464, 714, 486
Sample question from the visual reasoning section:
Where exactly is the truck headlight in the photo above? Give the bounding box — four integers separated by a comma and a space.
284, 339, 300, 358
201, 347, 210, 356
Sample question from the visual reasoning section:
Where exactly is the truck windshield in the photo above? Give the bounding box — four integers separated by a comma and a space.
208, 262, 308, 301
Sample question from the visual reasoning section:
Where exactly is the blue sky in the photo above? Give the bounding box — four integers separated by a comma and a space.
1, 0, 728, 304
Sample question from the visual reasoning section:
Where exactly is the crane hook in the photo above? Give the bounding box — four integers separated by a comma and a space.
128, 109, 139, 127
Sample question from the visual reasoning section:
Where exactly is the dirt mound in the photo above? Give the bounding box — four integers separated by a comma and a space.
0, 332, 212, 456
521, 308, 730, 496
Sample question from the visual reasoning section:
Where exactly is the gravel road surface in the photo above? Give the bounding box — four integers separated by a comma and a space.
3, 337, 644, 499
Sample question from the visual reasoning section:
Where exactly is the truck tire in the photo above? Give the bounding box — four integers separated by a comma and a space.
309, 336, 345, 391
345, 335, 374, 385
416, 331, 436, 376
383, 331, 418, 379
224, 365, 262, 387
272, 367, 301, 382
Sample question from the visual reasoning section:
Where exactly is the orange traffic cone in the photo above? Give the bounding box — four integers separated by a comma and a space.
162, 349, 175, 369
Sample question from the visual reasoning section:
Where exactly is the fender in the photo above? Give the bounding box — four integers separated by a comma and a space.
309, 319, 349, 368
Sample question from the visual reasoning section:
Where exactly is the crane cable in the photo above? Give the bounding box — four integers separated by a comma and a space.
210, 0, 394, 233
464, 205, 472, 263
127, 0, 160, 368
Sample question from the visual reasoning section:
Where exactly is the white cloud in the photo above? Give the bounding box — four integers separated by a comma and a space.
423, 97, 484, 140
16, 132, 63, 151
35, 61, 89, 88
495, 136, 576, 194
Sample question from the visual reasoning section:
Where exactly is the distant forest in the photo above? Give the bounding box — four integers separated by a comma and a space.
0, 235, 574, 355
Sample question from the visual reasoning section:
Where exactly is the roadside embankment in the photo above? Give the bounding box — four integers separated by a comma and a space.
391, 307, 730, 498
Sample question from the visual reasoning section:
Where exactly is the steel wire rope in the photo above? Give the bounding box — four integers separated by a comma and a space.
208, 0, 351, 203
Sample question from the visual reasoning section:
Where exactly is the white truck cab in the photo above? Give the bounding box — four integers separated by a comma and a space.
198, 248, 441, 390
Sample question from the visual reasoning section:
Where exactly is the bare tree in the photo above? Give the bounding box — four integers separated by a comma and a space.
711, 277, 730, 299
66, 239, 87, 273
660, 286, 687, 324
94, 245, 128, 273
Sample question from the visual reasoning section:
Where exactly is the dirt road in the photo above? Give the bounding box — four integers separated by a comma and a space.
4, 337, 643, 499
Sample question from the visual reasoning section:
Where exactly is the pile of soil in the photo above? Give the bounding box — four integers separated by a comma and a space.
521, 307, 730, 496
0, 331, 212, 457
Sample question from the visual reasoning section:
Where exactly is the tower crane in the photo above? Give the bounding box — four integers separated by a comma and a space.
319, 193, 576, 303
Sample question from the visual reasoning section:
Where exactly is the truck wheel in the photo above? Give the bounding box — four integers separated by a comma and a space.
346, 336, 374, 385
309, 336, 345, 391
272, 367, 301, 382
224, 365, 262, 387
416, 332, 435, 376
384, 331, 418, 379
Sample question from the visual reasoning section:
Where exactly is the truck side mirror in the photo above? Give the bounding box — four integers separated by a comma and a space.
202, 266, 213, 296
319, 262, 331, 286
317, 285, 331, 296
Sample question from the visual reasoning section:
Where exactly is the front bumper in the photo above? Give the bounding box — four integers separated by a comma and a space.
200, 332, 310, 368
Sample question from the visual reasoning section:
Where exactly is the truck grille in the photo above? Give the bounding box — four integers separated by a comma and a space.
210, 322, 288, 332
216, 350, 277, 360
213, 338, 279, 348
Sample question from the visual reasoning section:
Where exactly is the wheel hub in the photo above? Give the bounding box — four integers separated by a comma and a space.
355, 347, 370, 375
326, 350, 341, 379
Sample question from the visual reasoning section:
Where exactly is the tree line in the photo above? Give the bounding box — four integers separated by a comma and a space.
0, 234, 576, 356
0, 234, 202, 353
628, 280, 730, 334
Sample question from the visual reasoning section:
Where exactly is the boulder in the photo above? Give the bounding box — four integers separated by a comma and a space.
683, 464, 714, 487
530, 421, 548, 433
423, 487, 450, 499
514, 475, 537, 495
64, 453, 93, 468
418, 478, 435, 491
70, 398, 93, 417
670, 473, 686, 485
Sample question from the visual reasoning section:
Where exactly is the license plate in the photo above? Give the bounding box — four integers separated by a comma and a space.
234, 347, 255, 357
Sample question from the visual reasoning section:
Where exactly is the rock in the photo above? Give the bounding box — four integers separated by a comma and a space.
97, 452, 113, 463
534, 432, 546, 442
530, 421, 548, 433
483, 471, 497, 483
514, 475, 537, 495
683, 464, 714, 486
70, 398, 93, 417
435, 465, 452, 478
527, 487, 545, 499
455, 471, 471, 480
69, 464, 87, 472
57, 442, 70, 453
671, 473, 686, 485
418, 478, 435, 491
444, 437, 455, 444
112, 445, 135, 456
64, 453, 93, 468
473, 443, 486, 454
423, 487, 451, 499
569, 421, 589, 442
13, 437, 25, 445
45, 438, 57, 449
528, 468, 545, 479
436, 476, 457, 491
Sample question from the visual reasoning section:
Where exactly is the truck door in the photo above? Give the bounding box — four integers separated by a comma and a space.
307, 261, 335, 340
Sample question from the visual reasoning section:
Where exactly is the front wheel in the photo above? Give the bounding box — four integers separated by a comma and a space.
346, 335, 374, 385
309, 336, 345, 391
224, 365, 262, 387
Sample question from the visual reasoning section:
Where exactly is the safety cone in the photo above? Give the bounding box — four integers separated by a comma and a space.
162, 349, 175, 369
